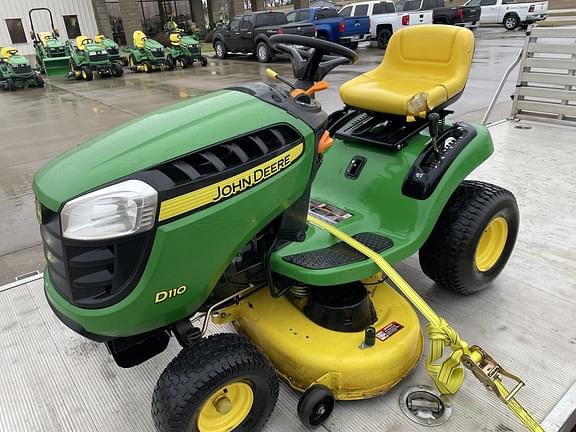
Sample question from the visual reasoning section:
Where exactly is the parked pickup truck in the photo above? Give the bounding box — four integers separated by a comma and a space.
285, 7, 370, 50
212, 11, 315, 63
339, 1, 432, 49
397, 0, 481, 28
463, 0, 548, 30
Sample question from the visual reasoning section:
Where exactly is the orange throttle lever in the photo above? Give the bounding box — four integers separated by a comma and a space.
290, 80, 329, 98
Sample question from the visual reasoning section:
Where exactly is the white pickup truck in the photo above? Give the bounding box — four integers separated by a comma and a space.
464, 0, 548, 30
339, 1, 433, 49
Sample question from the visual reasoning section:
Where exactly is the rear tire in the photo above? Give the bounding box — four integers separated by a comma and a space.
143, 60, 153, 73
111, 62, 123, 77
152, 333, 278, 432
419, 180, 519, 294
256, 41, 272, 63
214, 40, 227, 59
503, 14, 519, 30
80, 65, 93, 81
377, 28, 392, 49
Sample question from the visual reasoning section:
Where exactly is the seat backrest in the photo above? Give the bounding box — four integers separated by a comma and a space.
367, 25, 474, 96
76, 35, 90, 50
39, 32, 53, 46
133, 31, 147, 48
169, 33, 181, 45
0, 47, 17, 60
94, 34, 105, 43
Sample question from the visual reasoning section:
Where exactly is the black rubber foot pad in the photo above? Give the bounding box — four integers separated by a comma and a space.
283, 232, 393, 270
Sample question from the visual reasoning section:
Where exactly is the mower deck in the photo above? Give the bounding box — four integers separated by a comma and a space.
1, 119, 575, 431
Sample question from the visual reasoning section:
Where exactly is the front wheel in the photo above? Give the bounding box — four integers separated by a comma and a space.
111, 62, 123, 77
419, 180, 519, 295
80, 65, 93, 81
256, 41, 272, 63
152, 334, 279, 432
214, 40, 227, 59
503, 14, 520, 30
200, 55, 208, 67
35, 74, 45, 88
143, 60, 153, 73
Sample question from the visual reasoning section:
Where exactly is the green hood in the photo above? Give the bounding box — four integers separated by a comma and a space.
145, 38, 164, 50
33, 90, 312, 211
7, 54, 29, 66
84, 42, 106, 53
180, 35, 199, 47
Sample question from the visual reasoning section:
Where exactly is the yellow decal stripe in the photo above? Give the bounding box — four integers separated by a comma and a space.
158, 143, 304, 222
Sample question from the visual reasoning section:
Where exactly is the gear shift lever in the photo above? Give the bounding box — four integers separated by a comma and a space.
428, 113, 440, 156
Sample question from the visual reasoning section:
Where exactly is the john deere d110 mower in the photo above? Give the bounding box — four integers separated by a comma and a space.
0, 47, 44, 90
164, 30, 208, 69
124, 31, 175, 73
35, 26, 542, 432
66, 36, 123, 81
29, 8, 70, 77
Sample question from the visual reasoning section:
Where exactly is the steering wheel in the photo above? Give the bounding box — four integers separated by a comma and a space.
269, 34, 359, 89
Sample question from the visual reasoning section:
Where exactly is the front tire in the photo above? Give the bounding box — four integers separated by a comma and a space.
200, 55, 208, 66
214, 40, 227, 59
256, 41, 272, 63
111, 62, 123, 77
419, 180, 519, 295
35, 74, 45, 88
503, 14, 519, 30
152, 333, 279, 432
80, 65, 93, 81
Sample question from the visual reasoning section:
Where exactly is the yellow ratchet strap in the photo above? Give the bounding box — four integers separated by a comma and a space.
307, 215, 545, 432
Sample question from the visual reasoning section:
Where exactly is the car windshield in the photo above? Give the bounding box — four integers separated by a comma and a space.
396, 0, 422, 11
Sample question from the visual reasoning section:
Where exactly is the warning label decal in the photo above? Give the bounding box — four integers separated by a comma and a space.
375, 321, 404, 342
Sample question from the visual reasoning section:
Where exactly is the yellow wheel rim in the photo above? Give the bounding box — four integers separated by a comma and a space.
197, 382, 254, 432
81, 70, 87, 79
475, 216, 508, 272
143, 63, 149, 72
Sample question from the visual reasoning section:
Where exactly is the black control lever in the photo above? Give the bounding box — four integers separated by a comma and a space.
428, 113, 440, 156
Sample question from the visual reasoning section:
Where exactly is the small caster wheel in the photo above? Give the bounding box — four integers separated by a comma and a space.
297, 384, 335, 428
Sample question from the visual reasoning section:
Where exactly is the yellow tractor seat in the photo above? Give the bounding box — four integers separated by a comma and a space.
1, 47, 18, 60
133, 31, 148, 49
170, 33, 181, 46
75, 36, 92, 51
39, 32, 53, 46
94, 34, 105, 43
339, 25, 474, 118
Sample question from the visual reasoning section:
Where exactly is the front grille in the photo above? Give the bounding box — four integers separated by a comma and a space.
152, 49, 165, 59
150, 124, 302, 190
48, 48, 67, 57
40, 204, 152, 309
90, 53, 109, 62
189, 47, 200, 56
15, 65, 32, 76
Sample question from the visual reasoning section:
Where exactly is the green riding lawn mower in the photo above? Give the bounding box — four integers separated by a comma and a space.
0, 47, 44, 90
28, 8, 71, 77
124, 31, 175, 73
66, 35, 123, 81
94, 34, 122, 63
34, 26, 530, 432
164, 31, 208, 69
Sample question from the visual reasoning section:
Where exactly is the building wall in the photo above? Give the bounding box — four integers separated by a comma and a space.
0, 0, 99, 55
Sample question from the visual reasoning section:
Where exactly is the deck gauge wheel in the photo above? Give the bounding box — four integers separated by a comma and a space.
297, 385, 335, 428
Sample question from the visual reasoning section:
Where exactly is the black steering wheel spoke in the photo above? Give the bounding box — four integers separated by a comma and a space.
269, 35, 359, 90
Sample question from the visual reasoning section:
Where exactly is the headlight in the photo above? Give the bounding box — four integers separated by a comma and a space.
61, 180, 158, 241
88, 51, 97, 56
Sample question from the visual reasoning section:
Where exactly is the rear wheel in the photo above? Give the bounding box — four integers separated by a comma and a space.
152, 334, 278, 432
503, 14, 519, 30
80, 65, 93, 81
214, 40, 227, 59
111, 62, 123, 77
419, 180, 519, 294
377, 28, 392, 49
256, 41, 272, 63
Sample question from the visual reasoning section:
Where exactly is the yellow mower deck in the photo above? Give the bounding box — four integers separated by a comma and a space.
230, 280, 423, 400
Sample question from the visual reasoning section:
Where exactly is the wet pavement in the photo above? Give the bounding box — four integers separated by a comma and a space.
0, 27, 525, 284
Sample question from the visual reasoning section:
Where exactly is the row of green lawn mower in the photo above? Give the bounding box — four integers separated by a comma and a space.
123, 29, 207, 73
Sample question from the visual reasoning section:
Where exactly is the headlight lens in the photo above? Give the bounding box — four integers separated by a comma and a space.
61, 180, 158, 241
